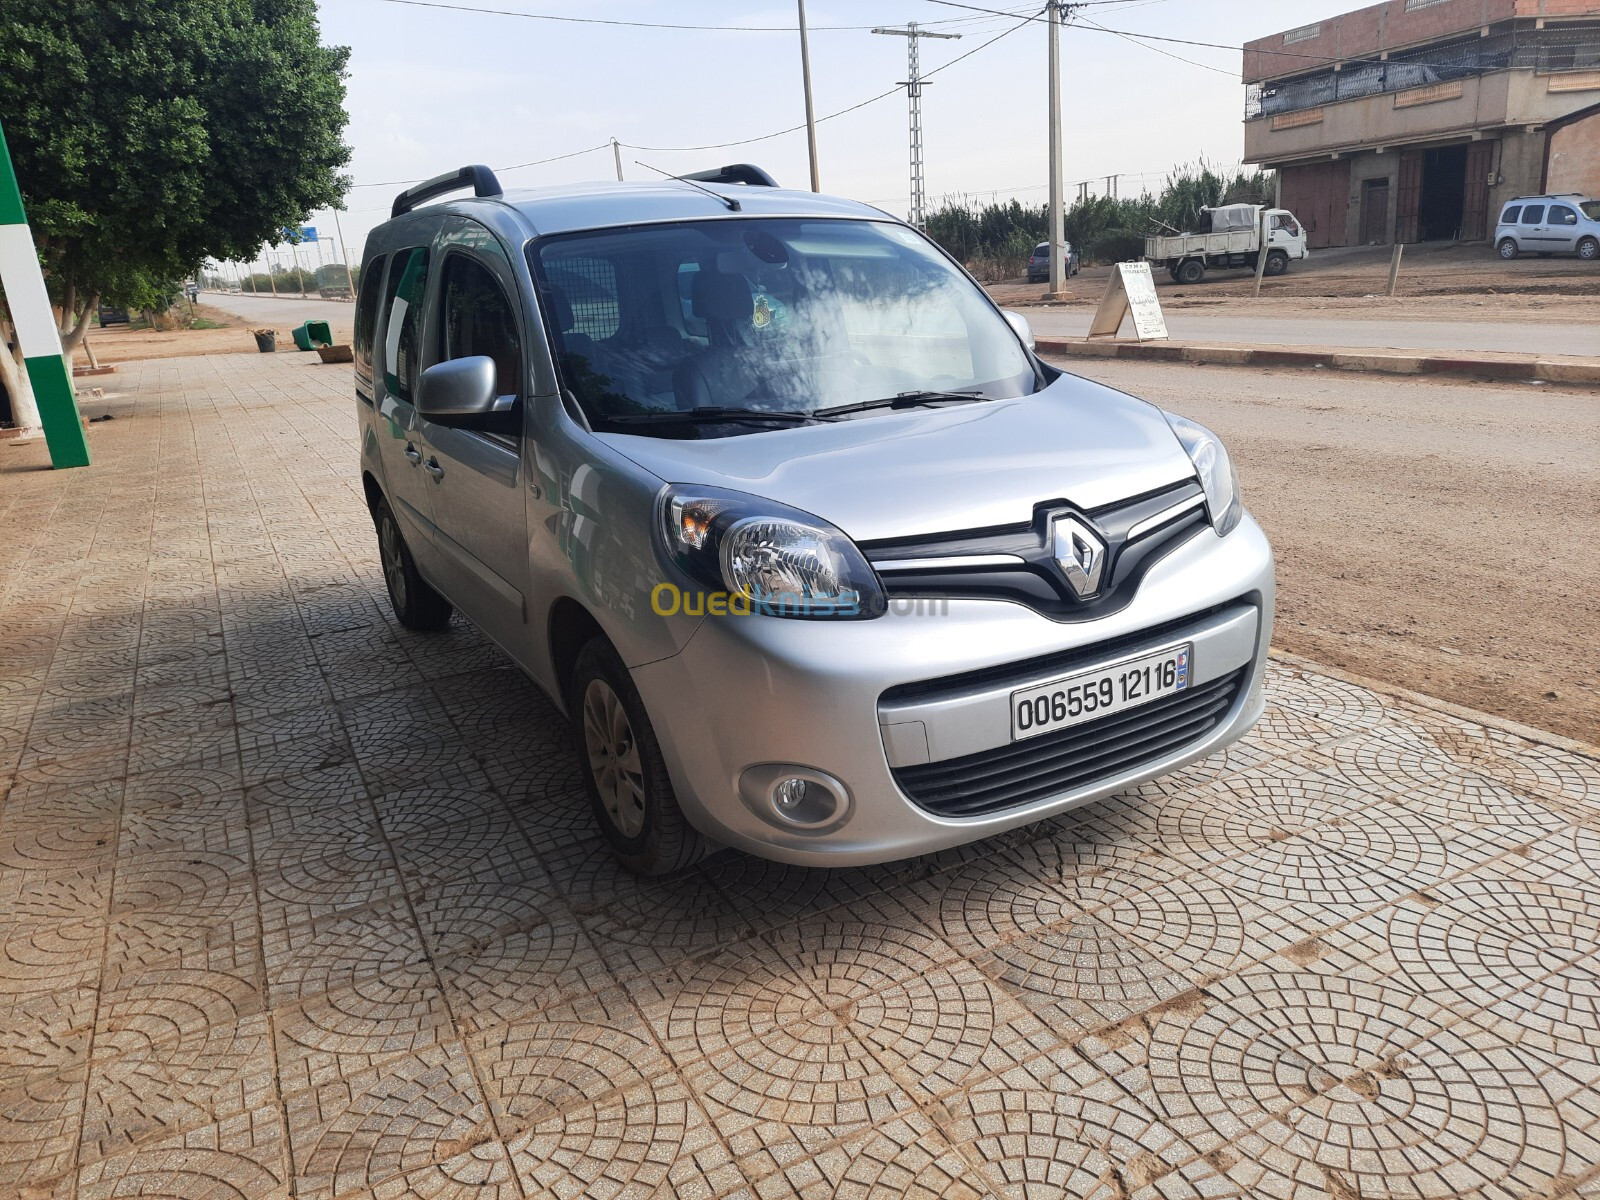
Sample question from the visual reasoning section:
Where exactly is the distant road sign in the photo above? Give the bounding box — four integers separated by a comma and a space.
280, 225, 318, 244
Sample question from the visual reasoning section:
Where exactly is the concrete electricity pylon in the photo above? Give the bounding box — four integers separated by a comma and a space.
872, 22, 960, 227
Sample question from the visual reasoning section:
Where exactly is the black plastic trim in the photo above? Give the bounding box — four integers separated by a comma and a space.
893, 668, 1245, 817
681, 164, 779, 187
392, 165, 504, 219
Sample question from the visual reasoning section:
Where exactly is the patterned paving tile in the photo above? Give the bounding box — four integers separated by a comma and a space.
3, 353, 1600, 1199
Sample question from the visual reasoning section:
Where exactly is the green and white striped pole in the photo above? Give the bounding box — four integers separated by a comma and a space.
0, 117, 90, 468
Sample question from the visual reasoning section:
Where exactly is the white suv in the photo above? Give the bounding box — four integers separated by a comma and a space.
1495, 195, 1600, 261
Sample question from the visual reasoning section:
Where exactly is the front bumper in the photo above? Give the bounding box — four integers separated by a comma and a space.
632, 514, 1275, 866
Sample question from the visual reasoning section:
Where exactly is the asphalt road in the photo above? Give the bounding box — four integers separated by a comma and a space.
205, 289, 1600, 359
1024, 309, 1600, 358
1053, 357, 1600, 743
201, 289, 355, 325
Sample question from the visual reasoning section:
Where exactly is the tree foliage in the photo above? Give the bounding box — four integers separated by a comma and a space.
0, 0, 351, 321
926, 160, 1276, 278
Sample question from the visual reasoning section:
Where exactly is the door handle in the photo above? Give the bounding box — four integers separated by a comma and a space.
404, 443, 422, 464
423, 457, 445, 480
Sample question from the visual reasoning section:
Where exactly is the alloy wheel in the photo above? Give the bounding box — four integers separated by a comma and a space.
379, 515, 408, 610
582, 678, 646, 839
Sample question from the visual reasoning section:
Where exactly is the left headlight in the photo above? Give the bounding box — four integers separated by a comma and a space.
1163, 411, 1243, 537
659, 486, 885, 619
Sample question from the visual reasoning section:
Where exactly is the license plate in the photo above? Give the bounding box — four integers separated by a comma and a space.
1010, 644, 1191, 741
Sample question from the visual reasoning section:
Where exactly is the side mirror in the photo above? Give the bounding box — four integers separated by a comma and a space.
1001, 309, 1035, 353
416, 356, 504, 418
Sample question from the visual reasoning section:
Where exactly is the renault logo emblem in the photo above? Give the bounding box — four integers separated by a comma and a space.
1051, 514, 1106, 598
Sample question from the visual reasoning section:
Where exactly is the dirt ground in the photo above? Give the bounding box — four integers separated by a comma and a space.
1053, 356, 1600, 744
72, 302, 354, 366
989, 240, 1600, 325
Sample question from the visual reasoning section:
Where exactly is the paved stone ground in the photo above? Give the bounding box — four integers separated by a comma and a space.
4, 353, 1600, 1200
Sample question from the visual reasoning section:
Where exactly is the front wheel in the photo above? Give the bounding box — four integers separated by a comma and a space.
1174, 258, 1205, 285
373, 498, 453, 630
1578, 237, 1599, 262
1264, 249, 1289, 276
568, 637, 708, 875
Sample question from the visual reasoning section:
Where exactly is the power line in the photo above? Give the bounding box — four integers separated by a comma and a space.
360, 0, 994, 33
617, 7, 1037, 155
1074, 13, 1234, 75
347, 142, 613, 188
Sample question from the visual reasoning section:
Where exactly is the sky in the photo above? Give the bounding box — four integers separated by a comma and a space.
240, 0, 1356, 274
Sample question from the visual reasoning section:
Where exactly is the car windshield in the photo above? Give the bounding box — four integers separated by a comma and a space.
530, 217, 1036, 433
1583, 200, 1600, 221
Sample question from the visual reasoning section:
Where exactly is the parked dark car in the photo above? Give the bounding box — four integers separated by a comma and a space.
1026, 241, 1079, 283
97, 304, 130, 326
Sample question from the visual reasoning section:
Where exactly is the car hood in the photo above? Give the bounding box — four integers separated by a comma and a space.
596, 372, 1197, 542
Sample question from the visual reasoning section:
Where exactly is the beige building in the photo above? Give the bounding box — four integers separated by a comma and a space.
1243, 0, 1600, 248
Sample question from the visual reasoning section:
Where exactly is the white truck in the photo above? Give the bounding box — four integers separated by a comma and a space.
1144, 204, 1309, 285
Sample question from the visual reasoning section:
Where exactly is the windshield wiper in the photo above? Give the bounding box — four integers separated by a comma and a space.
605, 406, 830, 427
815, 389, 990, 418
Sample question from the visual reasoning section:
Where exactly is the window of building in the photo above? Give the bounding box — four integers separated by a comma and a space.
1520, 205, 1546, 225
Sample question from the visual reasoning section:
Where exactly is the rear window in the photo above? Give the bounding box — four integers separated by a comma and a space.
1500, 206, 1521, 224
353, 253, 387, 381
1521, 205, 1545, 225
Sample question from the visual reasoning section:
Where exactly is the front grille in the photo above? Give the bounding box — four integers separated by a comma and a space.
860, 481, 1207, 622
893, 668, 1246, 818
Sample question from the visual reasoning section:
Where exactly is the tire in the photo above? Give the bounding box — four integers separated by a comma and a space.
568, 636, 708, 875
1174, 258, 1205, 285
1497, 238, 1519, 260
1578, 237, 1599, 262
1264, 249, 1289, 277
372, 497, 453, 630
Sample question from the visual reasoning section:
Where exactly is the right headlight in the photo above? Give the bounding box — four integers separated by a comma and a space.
1163, 411, 1243, 537
658, 486, 885, 619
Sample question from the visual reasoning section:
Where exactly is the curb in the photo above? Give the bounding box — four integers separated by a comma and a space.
1035, 336, 1600, 386
1268, 647, 1600, 761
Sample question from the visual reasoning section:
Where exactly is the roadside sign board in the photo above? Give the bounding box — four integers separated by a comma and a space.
280, 226, 318, 244
0, 116, 89, 467
1087, 261, 1168, 342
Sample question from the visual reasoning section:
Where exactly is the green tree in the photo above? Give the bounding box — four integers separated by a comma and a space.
0, 0, 350, 360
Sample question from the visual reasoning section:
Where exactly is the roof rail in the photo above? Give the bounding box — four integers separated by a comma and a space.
680, 164, 779, 188
392, 165, 503, 218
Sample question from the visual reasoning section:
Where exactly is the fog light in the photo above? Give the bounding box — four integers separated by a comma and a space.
739, 765, 851, 832
774, 777, 810, 811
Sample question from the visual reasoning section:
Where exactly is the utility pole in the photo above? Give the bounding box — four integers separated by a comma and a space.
332, 206, 353, 293
797, 0, 821, 191
872, 22, 961, 227
1047, 0, 1064, 296
612, 139, 624, 182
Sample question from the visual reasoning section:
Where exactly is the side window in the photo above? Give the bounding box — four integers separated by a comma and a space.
1521, 205, 1545, 225
1501, 206, 1522, 224
439, 255, 523, 400
382, 247, 429, 403
353, 253, 388, 381
1550, 205, 1578, 226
